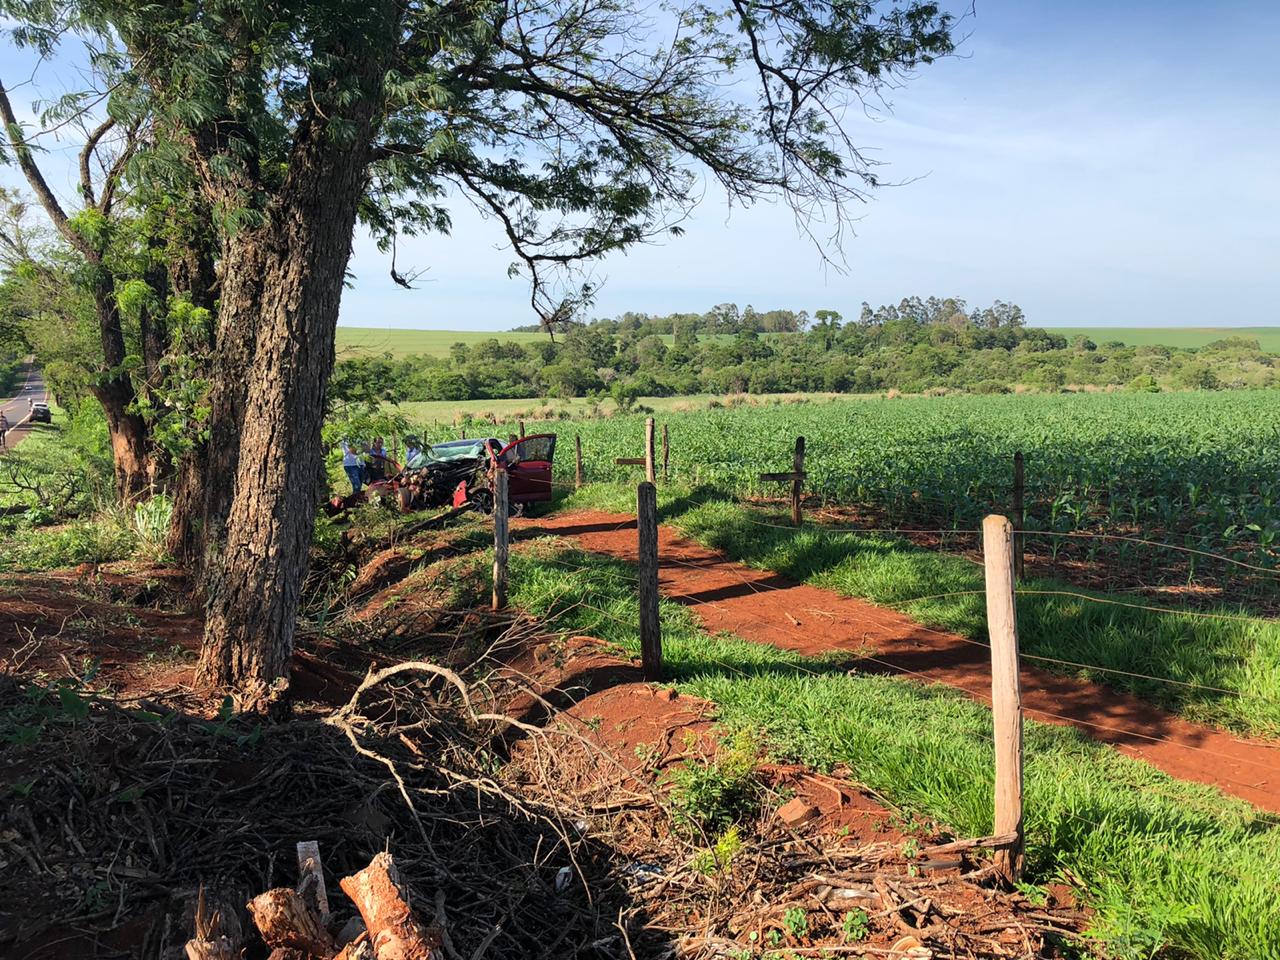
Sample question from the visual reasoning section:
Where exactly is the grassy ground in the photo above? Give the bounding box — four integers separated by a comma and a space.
335, 327, 551, 358
1046, 326, 1280, 351
0, 406, 170, 571
506, 538, 1280, 960
552, 484, 1280, 739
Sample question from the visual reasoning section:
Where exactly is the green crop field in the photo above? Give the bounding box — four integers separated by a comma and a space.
403, 390, 1280, 562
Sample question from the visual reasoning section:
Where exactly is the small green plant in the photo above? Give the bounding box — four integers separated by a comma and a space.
841, 909, 869, 942
781, 907, 809, 941
900, 837, 920, 859
664, 730, 761, 835
690, 826, 743, 875
766, 929, 783, 947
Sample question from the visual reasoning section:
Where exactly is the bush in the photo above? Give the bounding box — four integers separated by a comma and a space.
663, 729, 762, 836
972, 379, 1010, 395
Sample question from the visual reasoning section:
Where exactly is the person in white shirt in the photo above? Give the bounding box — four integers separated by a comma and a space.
340, 440, 365, 492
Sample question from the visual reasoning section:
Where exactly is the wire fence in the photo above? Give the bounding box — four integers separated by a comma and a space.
509, 532, 1280, 832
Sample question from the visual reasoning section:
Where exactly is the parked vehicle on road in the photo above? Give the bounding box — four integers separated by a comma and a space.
29, 402, 51, 424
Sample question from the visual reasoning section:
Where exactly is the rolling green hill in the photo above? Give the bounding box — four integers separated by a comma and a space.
335, 326, 549, 357
1044, 327, 1280, 351
335, 324, 1280, 358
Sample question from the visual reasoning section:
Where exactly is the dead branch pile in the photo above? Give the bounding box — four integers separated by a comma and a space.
509, 728, 1090, 959
0, 666, 645, 959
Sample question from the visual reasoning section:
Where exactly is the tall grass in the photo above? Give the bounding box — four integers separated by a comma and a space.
508, 541, 1280, 960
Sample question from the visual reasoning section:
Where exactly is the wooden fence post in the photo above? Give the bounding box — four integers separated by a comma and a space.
662, 423, 670, 484
982, 514, 1025, 885
519, 419, 526, 438
575, 435, 584, 489
790, 436, 806, 527
637, 481, 662, 681
644, 417, 656, 484
1012, 452, 1025, 581
492, 469, 509, 611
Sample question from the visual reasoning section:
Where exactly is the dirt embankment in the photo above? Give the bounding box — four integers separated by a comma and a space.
0, 544, 1084, 959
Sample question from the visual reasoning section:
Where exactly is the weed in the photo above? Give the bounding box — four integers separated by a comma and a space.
781, 907, 808, 940
840, 909, 869, 942
664, 729, 762, 836
690, 826, 743, 875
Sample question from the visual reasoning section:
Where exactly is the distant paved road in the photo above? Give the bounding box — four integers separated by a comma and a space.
0, 362, 49, 452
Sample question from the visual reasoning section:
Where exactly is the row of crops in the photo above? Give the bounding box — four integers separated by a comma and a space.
417, 390, 1280, 567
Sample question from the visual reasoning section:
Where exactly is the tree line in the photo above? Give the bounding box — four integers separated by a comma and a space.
332, 300, 1280, 405
0, 0, 956, 703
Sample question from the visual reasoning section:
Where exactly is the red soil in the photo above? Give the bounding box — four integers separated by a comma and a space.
517, 511, 1280, 814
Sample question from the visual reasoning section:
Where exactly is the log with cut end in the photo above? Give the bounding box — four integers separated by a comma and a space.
184, 886, 243, 960
247, 887, 336, 957
339, 852, 444, 960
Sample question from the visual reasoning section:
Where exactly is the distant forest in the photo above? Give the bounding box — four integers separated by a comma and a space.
330, 297, 1280, 404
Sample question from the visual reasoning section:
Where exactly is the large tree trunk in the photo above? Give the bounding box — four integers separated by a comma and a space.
196, 137, 385, 702
166, 241, 262, 578
194, 1, 401, 703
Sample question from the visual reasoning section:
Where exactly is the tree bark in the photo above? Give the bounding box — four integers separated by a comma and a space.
90, 280, 152, 501
164, 210, 221, 573
195, 10, 398, 699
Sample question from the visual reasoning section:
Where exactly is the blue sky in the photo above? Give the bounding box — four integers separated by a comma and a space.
4, 1, 1279, 331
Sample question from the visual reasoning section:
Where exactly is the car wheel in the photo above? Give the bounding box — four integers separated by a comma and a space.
470, 488, 494, 515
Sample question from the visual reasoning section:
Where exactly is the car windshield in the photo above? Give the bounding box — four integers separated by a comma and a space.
422, 439, 489, 463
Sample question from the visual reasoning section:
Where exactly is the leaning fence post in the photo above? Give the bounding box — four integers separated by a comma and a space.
662, 423, 670, 484
644, 417, 656, 484
790, 436, 806, 527
492, 469, 509, 611
574, 435, 584, 489
1012, 452, 1026, 581
637, 481, 662, 681
982, 514, 1025, 885
519, 419, 526, 438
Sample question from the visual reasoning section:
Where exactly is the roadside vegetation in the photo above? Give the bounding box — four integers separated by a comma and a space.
0, 404, 171, 570
506, 539, 1280, 960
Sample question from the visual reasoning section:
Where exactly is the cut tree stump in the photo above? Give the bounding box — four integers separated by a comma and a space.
247, 887, 336, 957
340, 852, 444, 960
184, 886, 244, 960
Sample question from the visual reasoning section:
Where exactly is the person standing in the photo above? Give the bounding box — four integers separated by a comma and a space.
0, 413, 8, 451
340, 439, 364, 493
366, 437, 388, 482
404, 435, 422, 468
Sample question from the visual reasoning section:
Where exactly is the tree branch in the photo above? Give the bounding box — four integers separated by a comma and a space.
0, 78, 84, 253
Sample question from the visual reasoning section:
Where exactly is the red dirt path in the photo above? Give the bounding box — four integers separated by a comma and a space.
517, 510, 1280, 814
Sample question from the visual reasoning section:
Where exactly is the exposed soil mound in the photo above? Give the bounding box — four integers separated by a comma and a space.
344, 547, 414, 600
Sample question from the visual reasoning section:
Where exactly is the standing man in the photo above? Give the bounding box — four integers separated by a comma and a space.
366, 437, 388, 482
340, 439, 364, 493
0, 413, 8, 451
404, 435, 422, 468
